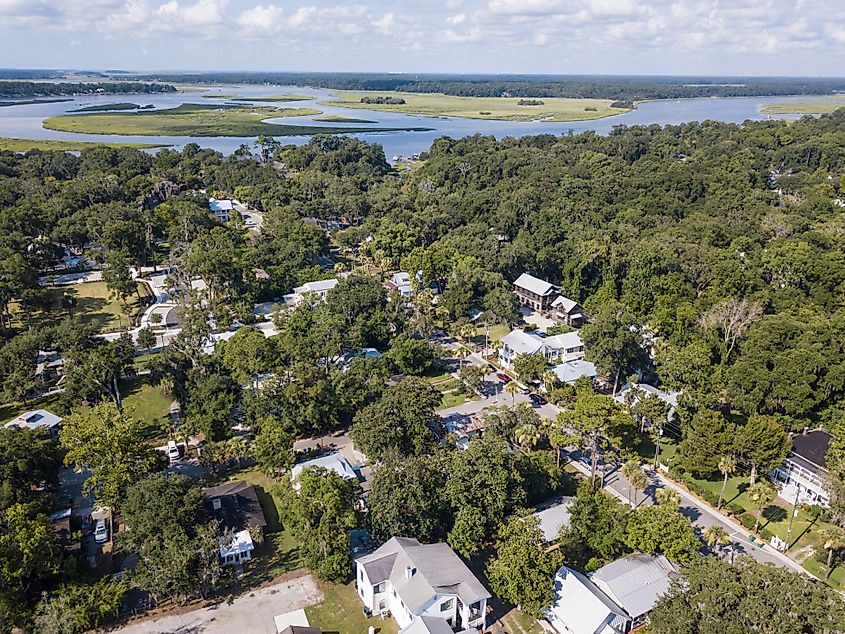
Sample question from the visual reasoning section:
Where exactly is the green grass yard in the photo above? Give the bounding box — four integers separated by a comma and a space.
121, 376, 172, 440
761, 100, 845, 115
325, 91, 630, 122
305, 582, 398, 634
43, 103, 430, 137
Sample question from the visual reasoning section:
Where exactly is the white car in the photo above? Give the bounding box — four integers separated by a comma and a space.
94, 519, 109, 544
167, 440, 180, 463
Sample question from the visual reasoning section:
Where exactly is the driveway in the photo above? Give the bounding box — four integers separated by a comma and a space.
114, 575, 322, 634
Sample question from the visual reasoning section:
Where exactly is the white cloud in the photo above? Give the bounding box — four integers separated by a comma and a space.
372, 12, 396, 36
237, 3, 284, 36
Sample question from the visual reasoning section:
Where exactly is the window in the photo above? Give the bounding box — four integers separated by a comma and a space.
359, 570, 363, 582
440, 599, 454, 612
374, 582, 385, 594
392, 589, 396, 598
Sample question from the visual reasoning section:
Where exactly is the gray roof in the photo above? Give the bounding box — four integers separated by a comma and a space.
295, 278, 339, 294
790, 430, 831, 471
551, 295, 579, 312
502, 329, 545, 355
552, 360, 597, 384
203, 480, 267, 532
590, 554, 679, 620
543, 331, 583, 352
400, 617, 454, 634
514, 273, 557, 297
356, 538, 490, 614
533, 497, 575, 542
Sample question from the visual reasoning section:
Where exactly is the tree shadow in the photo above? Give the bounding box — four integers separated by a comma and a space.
762, 505, 787, 527
726, 481, 748, 506
679, 506, 702, 522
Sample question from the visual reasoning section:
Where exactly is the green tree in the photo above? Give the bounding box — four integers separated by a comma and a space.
447, 506, 487, 559
561, 481, 628, 559
702, 525, 732, 559
252, 419, 295, 476
513, 353, 548, 384
655, 488, 681, 508
0, 427, 62, 511
736, 414, 790, 486
368, 452, 449, 543
579, 300, 646, 395
34, 579, 127, 634
624, 504, 700, 565
679, 409, 736, 477
650, 557, 845, 634
486, 513, 561, 619
386, 336, 436, 376
621, 460, 648, 507
136, 326, 156, 351
817, 526, 845, 576
102, 249, 137, 309
61, 402, 163, 508
351, 379, 441, 460
557, 392, 635, 483
217, 325, 273, 392
277, 467, 360, 583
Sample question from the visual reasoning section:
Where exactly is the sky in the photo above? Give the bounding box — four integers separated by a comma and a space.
1, 0, 844, 76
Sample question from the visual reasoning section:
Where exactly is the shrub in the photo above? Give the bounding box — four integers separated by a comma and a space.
585, 557, 604, 573
759, 528, 773, 542
738, 513, 756, 531
726, 503, 745, 517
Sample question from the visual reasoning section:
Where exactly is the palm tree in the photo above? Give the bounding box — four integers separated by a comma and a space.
818, 527, 845, 577
621, 460, 646, 506
504, 380, 520, 405
514, 423, 540, 450
459, 324, 477, 348
747, 481, 776, 534
543, 370, 559, 394
703, 525, 732, 560
656, 488, 681, 508
717, 455, 736, 510
629, 468, 648, 508
454, 346, 470, 371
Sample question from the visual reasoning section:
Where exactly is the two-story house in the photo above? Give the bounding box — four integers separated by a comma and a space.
770, 429, 831, 507
355, 537, 490, 633
499, 329, 585, 370
513, 273, 559, 312
286, 278, 339, 307
551, 294, 588, 327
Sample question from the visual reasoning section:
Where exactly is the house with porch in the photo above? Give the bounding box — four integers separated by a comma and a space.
551, 295, 588, 327
355, 537, 490, 632
770, 429, 832, 507
203, 480, 267, 566
499, 329, 584, 370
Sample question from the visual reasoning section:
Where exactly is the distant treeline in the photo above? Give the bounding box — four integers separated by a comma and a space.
0, 68, 61, 80
361, 96, 406, 105
127, 71, 845, 100
0, 81, 176, 98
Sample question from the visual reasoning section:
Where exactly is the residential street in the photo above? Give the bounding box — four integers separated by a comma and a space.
113, 575, 322, 634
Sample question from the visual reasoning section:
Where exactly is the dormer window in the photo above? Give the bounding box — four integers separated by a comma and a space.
405, 566, 417, 579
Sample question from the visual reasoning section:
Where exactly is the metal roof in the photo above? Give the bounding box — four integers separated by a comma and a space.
502, 329, 545, 355
590, 554, 679, 620
5, 409, 63, 431
551, 295, 579, 312
552, 360, 597, 384
544, 331, 584, 352
514, 273, 557, 297
533, 497, 575, 542
400, 617, 454, 634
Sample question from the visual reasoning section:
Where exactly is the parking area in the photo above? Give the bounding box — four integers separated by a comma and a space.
113, 574, 322, 634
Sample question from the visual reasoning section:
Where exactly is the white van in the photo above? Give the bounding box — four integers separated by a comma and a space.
167, 440, 180, 463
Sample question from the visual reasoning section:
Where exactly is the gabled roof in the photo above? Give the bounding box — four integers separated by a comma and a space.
291, 453, 357, 483
591, 554, 678, 620
551, 295, 579, 312
280, 627, 322, 634
544, 331, 583, 352
546, 565, 628, 634
203, 480, 267, 532
400, 616, 455, 634
533, 497, 575, 542
356, 538, 490, 615
514, 273, 557, 297
502, 329, 545, 355
790, 430, 831, 471
295, 278, 339, 294
209, 198, 235, 212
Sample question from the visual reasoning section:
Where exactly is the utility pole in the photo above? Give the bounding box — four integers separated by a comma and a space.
653, 427, 663, 469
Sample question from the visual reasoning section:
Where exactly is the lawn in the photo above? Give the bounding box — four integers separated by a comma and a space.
479, 323, 511, 342
10, 280, 150, 332
0, 137, 164, 151
43, 103, 430, 137
325, 91, 630, 122
761, 100, 845, 115
121, 376, 172, 440
0, 393, 66, 423
305, 581, 398, 634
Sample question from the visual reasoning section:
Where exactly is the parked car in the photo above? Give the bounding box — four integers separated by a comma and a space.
529, 393, 547, 406
94, 518, 109, 544
80, 514, 94, 535
516, 382, 531, 394
496, 372, 511, 383
167, 440, 180, 463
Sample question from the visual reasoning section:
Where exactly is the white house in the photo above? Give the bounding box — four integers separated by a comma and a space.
499, 329, 584, 370
388, 272, 413, 297
355, 537, 490, 632
291, 452, 358, 490
203, 480, 267, 566
219, 529, 255, 566
209, 198, 235, 222
614, 383, 679, 419
4, 409, 63, 440
770, 429, 831, 507
286, 278, 339, 307
545, 565, 629, 634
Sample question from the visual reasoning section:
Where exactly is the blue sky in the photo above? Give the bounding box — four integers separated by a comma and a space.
0, 0, 844, 76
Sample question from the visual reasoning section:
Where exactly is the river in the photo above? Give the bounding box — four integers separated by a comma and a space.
0, 84, 812, 160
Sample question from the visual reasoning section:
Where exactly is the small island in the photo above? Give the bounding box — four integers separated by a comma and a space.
361, 96, 407, 105
517, 99, 545, 106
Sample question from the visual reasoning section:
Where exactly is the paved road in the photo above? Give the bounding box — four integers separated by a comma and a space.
114, 575, 322, 634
